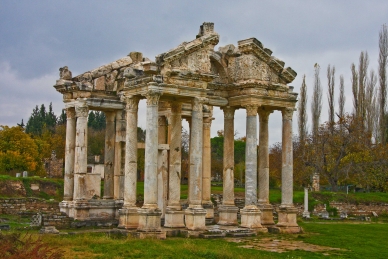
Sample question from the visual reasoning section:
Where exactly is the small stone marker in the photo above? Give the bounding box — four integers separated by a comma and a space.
321, 204, 329, 219
22, 171, 28, 177
16, 173, 21, 177
340, 211, 348, 219
302, 188, 310, 218
39, 226, 59, 234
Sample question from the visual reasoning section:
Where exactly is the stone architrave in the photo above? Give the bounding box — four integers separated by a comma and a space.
202, 115, 214, 223
114, 109, 126, 200
257, 109, 275, 226
240, 105, 266, 231
118, 96, 140, 229
73, 100, 89, 220
63, 107, 76, 202
103, 111, 116, 199
138, 88, 163, 232
274, 108, 300, 233
218, 106, 238, 225
165, 102, 185, 228
185, 97, 207, 231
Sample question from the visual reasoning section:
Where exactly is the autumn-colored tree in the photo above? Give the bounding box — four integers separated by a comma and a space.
0, 126, 43, 175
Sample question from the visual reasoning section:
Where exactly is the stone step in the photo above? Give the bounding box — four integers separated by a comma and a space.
199, 232, 226, 238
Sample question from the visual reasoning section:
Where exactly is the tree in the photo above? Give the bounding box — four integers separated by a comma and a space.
0, 126, 42, 175
338, 74, 346, 120
25, 103, 57, 136
311, 64, 322, 138
379, 24, 388, 143
298, 74, 308, 143
327, 65, 335, 131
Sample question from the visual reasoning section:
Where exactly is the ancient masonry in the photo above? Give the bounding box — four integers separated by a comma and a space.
54, 23, 300, 236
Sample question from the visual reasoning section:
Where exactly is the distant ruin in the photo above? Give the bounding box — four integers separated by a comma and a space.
54, 22, 300, 236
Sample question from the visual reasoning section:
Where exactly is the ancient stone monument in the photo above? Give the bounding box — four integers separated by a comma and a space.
54, 22, 300, 235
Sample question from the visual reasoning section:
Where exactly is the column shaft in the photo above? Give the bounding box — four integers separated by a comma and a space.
103, 111, 116, 199
73, 102, 88, 200
281, 108, 294, 206
114, 109, 126, 200
188, 98, 204, 207
63, 107, 76, 201
168, 102, 182, 209
143, 91, 161, 208
244, 105, 258, 206
258, 110, 271, 204
123, 97, 139, 208
222, 107, 235, 206
202, 116, 212, 205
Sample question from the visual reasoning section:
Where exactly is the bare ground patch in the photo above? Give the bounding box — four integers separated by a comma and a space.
227, 237, 346, 255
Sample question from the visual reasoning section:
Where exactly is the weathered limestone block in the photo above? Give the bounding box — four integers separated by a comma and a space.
91, 64, 113, 78
105, 70, 118, 91
129, 52, 143, 63
184, 208, 207, 230
94, 76, 106, 90
111, 56, 133, 69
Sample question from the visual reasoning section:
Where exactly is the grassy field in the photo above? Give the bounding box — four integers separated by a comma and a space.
2, 220, 387, 258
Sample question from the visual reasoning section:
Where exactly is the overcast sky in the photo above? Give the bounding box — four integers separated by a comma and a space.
1, 0, 387, 145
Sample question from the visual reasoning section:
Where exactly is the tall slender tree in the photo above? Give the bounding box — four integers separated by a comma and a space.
311, 64, 322, 138
298, 75, 308, 144
379, 24, 388, 143
338, 74, 345, 120
327, 65, 335, 132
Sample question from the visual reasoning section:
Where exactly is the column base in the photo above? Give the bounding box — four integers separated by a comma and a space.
240, 205, 267, 231
218, 205, 239, 226
73, 200, 90, 220
258, 203, 275, 226
118, 207, 139, 229
303, 211, 311, 218
164, 208, 185, 228
202, 202, 215, 225
137, 207, 162, 232
133, 231, 167, 240
184, 207, 207, 230
270, 205, 301, 233
59, 200, 71, 216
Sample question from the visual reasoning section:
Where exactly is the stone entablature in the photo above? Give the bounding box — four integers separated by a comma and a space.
54, 22, 300, 235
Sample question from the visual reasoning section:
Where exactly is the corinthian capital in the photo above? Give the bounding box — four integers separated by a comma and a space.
192, 97, 207, 112
282, 108, 295, 120
125, 96, 140, 111
258, 109, 273, 122
170, 101, 182, 114
144, 89, 162, 106
66, 107, 75, 119
75, 105, 88, 118
222, 106, 235, 120
244, 105, 259, 116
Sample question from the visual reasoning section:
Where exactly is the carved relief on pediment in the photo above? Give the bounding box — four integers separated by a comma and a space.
226, 54, 280, 83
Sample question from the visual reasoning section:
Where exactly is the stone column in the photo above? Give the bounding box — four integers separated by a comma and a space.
73, 100, 89, 220
157, 116, 168, 219
114, 109, 126, 200
303, 188, 310, 218
240, 105, 266, 231
202, 115, 214, 223
257, 109, 275, 226
275, 108, 300, 233
118, 96, 139, 229
218, 106, 238, 225
138, 89, 162, 232
63, 107, 76, 202
60, 107, 76, 216
185, 97, 206, 230
103, 111, 115, 199
165, 102, 185, 228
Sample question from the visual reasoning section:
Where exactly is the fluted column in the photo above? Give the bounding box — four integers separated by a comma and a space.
118, 96, 139, 229
244, 105, 258, 207
202, 115, 214, 222
165, 102, 185, 228
240, 105, 266, 231
114, 109, 126, 200
103, 111, 116, 199
63, 107, 76, 201
275, 107, 300, 233
73, 101, 89, 201
281, 108, 294, 206
258, 109, 275, 226
185, 97, 207, 230
138, 89, 162, 232
218, 106, 238, 225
